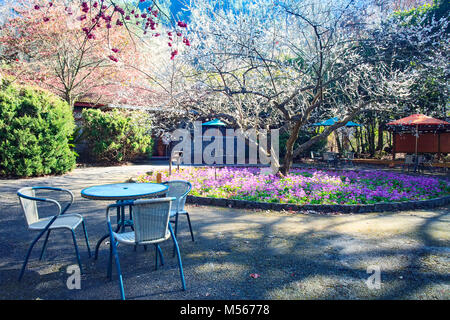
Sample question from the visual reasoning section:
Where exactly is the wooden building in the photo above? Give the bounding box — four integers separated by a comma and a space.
386, 114, 450, 160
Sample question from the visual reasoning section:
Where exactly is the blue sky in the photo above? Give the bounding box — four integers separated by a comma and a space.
0, 0, 191, 23
138, 0, 190, 20
170, 0, 188, 14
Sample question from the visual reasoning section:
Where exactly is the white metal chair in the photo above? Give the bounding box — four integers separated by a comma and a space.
402, 154, 415, 172
323, 152, 339, 168
162, 180, 194, 245
310, 151, 317, 164
417, 154, 434, 173
343, 151, 355, 166
17, 187, 91, 281
106, 198, 186, 300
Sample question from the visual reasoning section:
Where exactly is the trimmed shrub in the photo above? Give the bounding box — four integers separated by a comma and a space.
0, 79, 76, 177
81, 109, 153, 164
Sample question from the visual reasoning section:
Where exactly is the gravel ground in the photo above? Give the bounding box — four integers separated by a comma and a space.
0, 164, 449, 300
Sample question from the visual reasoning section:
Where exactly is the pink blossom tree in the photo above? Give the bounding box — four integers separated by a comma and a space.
0, 0, 190, 107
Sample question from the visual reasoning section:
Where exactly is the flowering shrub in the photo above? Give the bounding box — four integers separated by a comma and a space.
137, 167, 450, 205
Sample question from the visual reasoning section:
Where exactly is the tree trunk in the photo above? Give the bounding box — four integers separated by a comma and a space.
281, 107, 365, 175
335, 131, 342, 154
64, 90, 76, 108
359, 127, 365, 154
367, 120, 376, 157
280, 121, 302, 175
355, 127, 361, 155
376, 123, 384, 151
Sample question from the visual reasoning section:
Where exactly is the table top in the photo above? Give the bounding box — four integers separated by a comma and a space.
81, 183, 168, 201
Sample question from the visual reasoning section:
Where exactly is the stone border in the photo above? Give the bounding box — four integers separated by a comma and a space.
186, 195, 450, 213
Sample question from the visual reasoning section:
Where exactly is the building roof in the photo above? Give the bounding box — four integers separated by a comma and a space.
386, 114, 450, 126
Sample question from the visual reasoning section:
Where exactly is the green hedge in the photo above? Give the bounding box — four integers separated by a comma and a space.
0, 79, 76, 177
81, 109, 153, 164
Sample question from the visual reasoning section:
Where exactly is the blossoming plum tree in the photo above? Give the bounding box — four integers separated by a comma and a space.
177, 0, 448, 175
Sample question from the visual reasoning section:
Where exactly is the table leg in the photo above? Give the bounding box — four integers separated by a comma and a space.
94, 206, 123, 260
94, 202, 136, 260
117, 201, 134, 233
120, 205, 125, 232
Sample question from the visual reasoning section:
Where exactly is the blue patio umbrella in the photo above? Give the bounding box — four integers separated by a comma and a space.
202, 119, 227, 126
312, 117, 361, 127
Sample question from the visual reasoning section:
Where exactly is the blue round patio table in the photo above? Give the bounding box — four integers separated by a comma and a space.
81, 183, 169, 259
81, 183, 168, 201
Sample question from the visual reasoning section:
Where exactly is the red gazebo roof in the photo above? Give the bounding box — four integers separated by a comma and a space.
387, 114, 449, 126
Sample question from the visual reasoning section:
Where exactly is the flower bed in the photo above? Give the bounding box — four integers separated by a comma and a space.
137, 167, 450, 205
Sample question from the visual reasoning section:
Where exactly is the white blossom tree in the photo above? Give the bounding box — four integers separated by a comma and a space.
174, 0, 448, 174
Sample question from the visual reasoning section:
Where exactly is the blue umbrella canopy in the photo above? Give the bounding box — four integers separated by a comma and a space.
202, 119, 227, 126
312, 117, 361, 127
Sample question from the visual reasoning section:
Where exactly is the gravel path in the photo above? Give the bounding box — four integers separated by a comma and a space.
0, 164, 449, 300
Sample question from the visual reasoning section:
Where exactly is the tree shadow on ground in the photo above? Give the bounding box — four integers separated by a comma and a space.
1, 194, 448, 300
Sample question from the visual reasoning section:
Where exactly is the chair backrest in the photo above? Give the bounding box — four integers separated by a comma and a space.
405, 155, 415, 164
324, 152, 335, 160
17, 187, 39, 226
163, 180, 192, 212
17, 187, 63, 227
417, 155, 426, 163
132, 198, 174, 243
171, 151, 183, 165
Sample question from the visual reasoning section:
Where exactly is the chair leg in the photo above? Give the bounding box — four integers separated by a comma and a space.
168, 224, 186, 291
157, 244, 164, 266
94, 234, 109, 260
172, 213, 179, 257
18, 229, 47, 281
185, 213, 195, 242
174, 213, 179, 237
154, 244, 164, 271
111, 240, 125, 300
39, 230, 52, 261
155, 245, 158, 271
95, 221, 121, 260
107, 242, 113, 280
82, 220, 91, 258
71, 230, 83, 274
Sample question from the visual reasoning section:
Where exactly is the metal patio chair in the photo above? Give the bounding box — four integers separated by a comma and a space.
310, 151, 315, 163
17, 187, 91, 281
323, 152, 339, 168
162, 181, 194, 245
417, 154, 434, 173
343, 152, 355, 166
106, 198, 186, 300
402, 154, 415, 172
310, 151, 318, 164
